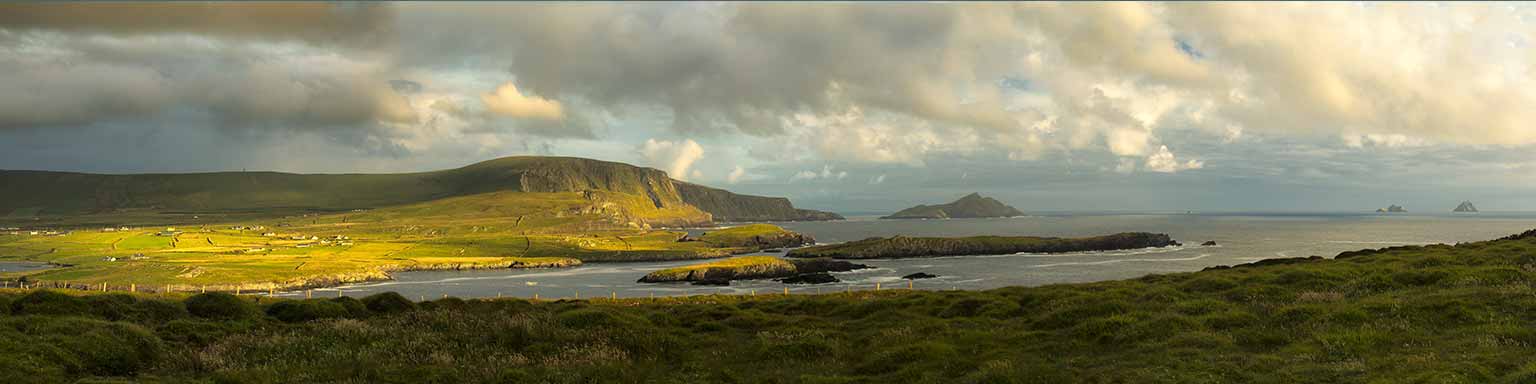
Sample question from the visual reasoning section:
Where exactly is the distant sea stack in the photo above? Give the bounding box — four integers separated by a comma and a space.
1453, 201, 1478, 213
881, 193, 1024, 219
1376, 205, 1407, 213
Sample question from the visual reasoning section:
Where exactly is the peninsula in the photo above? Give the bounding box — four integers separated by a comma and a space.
786, 232, 1179, 259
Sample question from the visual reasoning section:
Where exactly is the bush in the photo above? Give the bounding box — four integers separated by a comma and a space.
156, 319, 246, 345
0, 294, 10, 316
5, 317, 163, 377
361, 292, 416, 314
557, 308, 643, 329
329, 297, 370, 318
10, 290, 90, 316
184, 293, 257, 320
266, 300, 351, 323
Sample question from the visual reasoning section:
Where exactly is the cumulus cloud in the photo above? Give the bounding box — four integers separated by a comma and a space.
870, 174, 886, 184
637, 138, 705, 180
481, 82, 564, 120
1144, 145, 1204, 173
789, 165, 846, 182
726, 166, 746, 184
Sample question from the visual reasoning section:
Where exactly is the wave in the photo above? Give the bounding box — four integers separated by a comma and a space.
1030, 254, 1210, 268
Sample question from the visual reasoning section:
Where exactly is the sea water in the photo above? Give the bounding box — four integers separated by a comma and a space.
318, 212, 1536, 300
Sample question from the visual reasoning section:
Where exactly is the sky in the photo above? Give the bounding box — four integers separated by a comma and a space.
3, 2, 1536, 213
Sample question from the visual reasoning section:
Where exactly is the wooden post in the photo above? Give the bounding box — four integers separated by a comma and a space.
574, 290, 579, 299
846, 285, 851, 294
102, 283, 107, 292
908, 280, 913, 290
649, 292, 654, 300
751, 289, 756, 297
166, 285, 172, 294
442, 293, 448, 299
419, 295, 425, 302
306, 290, 312, 299
338, 290, 343, 298
496, 292, 502, 298
610, 291, 616, 300
876, 282, 881, 291
234, 287, 240, 295
533, 293, 539, 301
200, 285, 206, 293
783, 287, 789, 296
130, 284, 136, 293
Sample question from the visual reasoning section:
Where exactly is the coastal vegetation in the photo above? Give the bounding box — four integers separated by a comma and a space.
5, 229, 1536, 382
787, 232, 1179, 259
0, 189, 808, 291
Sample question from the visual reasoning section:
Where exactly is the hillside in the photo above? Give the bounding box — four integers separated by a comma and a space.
0, 156, 837, 224
7, 228, 1536, 382
881, 192, 1024, 219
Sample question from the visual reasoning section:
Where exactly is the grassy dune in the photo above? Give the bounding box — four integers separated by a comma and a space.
786, 232, 1178, 259
6, 230, 1536, 382
0, 191, 803, 289
637, 256, 797, 283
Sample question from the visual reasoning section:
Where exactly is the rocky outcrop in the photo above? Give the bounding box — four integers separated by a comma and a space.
777, 273, 839, 284
787, 232, 1179, 259
881, 193, 1024, 219
1201, 241, 1218, 246
673, 181, 843, 222
902, 272, 939, 279
1454, 201, 1478, 213
1376, 205, 1407, 213
638, 257, 869, 284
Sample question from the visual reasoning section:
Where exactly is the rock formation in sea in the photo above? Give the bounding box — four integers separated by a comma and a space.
881, 193, 1024, 219
1453, 201, 1478, 213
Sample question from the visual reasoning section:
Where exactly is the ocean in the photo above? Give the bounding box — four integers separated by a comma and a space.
319, 212, 1536, 300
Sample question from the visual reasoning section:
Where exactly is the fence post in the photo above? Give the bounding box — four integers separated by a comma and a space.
130, 284, 136, 293
497, 292, 502, 298
533, 293, 539, 301
610, 291, 616, 300
751, 289, 756, 297
784, 287, 789, 296
908, 280, 913, 290
306, 290, 312, 299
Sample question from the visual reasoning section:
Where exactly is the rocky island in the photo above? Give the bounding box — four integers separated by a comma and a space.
786, 232, 1180, 259
637, 256, 870, 285
1376, 205, 1407, 213
880, 192, 1024, 219
1453, 201, 1478, 213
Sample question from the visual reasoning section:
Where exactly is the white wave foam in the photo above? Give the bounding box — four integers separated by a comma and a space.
1030, 254, 1210, 268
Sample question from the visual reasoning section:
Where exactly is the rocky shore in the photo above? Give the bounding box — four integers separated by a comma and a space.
786, 232, 1179, 259
638, 256, 869, 285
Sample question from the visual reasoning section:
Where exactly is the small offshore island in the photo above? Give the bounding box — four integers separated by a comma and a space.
881, 192, 1025, 219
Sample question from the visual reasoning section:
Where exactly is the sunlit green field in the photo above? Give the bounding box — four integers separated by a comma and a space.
0, 191, 796, 290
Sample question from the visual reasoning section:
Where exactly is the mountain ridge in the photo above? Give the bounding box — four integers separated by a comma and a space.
0, 156, 839, 223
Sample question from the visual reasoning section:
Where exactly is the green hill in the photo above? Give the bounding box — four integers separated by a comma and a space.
0, 156, 838, 223
881, 192, 1024, 219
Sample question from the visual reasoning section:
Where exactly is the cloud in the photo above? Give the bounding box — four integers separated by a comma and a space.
789, 170, 819, 182
870, 174, 886, 184
637, 138, 705, 180
727, 166, 746, 184
790, 164, 847, 182
1144, 145, 1204, 173
481, 82, 564, 120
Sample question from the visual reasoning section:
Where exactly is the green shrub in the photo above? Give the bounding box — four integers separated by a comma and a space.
266, 300, 351, 323
1199, 310, 1258, 330
5, 317, 163, 377
361, 292, 417, 314
0, 294, 11, 316
156, 318, 246, 345
329, 296, 370, 318
10, 290, 90, 316
938, 296, 1021, 319
557, 308, 643, 329
184, 293, 257, 320
131, 299, 189, 323
1180, 276, 1238, 293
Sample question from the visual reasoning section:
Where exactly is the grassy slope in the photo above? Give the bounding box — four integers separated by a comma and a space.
787, 232, 1176, 259
0, 156, 836, 225
0, 191, 784, 289
6, 231, 1536, 382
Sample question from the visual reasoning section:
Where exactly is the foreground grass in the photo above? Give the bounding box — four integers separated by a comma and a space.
7, 230, 1536, 382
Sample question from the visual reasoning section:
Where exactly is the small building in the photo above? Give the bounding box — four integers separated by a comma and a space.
103, 256, 118, 262
262, 232, 277, 237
